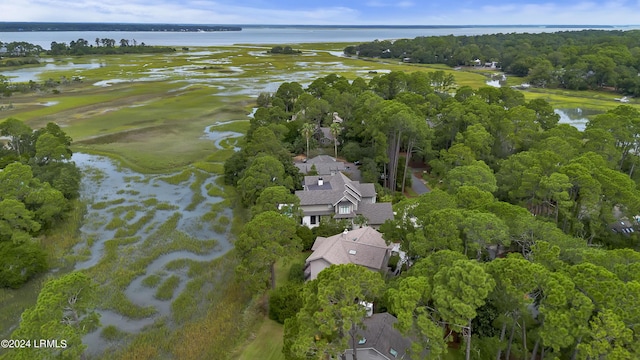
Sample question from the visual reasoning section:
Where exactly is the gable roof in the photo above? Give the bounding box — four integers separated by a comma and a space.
297, 173, 377, 205
307, 227, 392, 270
351, 313, 413, 360
358, 202, 394, 226
295, 155, 346, 176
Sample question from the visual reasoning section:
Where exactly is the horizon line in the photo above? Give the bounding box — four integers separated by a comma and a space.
1, 21, 638, 27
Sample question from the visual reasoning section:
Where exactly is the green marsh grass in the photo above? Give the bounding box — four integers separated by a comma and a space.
212, 223, 227, 234
142, 198, 158, 207
124, 209, 137, 221
101, 325, 128, 341
92, 198, 126, 210
155, 275, 181, 301
205, 149, 235, 162
110, 204, 142, 217
156, 202, 178, 211
206, 183, 224, 197
165, 259, 191, 271
114, 210, 156, 238
192, 161, 223, 174
185, 170, 209, 211
105, 216, 126, 231
141, 274, 162, 288
159, 169, 192, 185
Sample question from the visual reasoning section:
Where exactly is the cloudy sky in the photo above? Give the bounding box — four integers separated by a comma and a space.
1, 0, 639, 25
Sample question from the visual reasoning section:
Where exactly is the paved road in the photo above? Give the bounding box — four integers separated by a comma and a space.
411, 172, 430, 195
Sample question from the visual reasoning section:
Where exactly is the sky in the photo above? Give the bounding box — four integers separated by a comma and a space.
1, 0, 640, 26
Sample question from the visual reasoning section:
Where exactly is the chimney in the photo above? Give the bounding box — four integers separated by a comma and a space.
318, 177, 323, 186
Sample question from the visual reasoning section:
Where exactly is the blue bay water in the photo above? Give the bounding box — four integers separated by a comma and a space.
2, 25, 639, 48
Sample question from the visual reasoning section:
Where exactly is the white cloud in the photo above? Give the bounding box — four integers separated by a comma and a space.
0, 0, 360, 25
2, 0, 640, 25
365, 0, 386, 6
480, 4, 518, 14
366, 0, 413, 8
397, 1, 414, 8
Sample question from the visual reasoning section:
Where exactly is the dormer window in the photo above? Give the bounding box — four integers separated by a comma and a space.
339, 204, 350, 214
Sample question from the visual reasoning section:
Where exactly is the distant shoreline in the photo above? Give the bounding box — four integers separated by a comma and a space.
0, 22, 242, 32
0, 22, 631, 33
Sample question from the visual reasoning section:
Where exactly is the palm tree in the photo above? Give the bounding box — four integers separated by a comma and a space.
301, 123, 315, 159
329, 122, 341, 159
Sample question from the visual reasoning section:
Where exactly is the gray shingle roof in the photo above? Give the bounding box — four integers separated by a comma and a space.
297, 173, 394, 226
295, 155, 346, 176
297, 173, 351, 206
349, 313, 413, 360
307, 227, 392, 269
357, 202, 394, 226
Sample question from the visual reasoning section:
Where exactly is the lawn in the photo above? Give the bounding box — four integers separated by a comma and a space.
237, 319, 285, 360
236, 251, 309, 360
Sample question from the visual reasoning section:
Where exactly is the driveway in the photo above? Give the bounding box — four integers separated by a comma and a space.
411, 172, 430, 195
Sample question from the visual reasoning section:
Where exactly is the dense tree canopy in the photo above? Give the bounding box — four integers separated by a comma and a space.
235, 67, 640, 358
0, 118, 80, 288
346, 30, 640, 95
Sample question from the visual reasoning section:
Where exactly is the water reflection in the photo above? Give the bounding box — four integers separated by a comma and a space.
554, 108, 602, 131
2, 61, 105, 82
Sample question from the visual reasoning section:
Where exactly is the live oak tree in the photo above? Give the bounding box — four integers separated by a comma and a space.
235, 211, 301, 292
443, 160, 497, 193
9, 272, 99, 360
236, 155, 293, 206
285, 264, 385, 360
251, 185, 301, 219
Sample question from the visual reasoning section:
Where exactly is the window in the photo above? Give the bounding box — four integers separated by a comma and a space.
389, 348, 398, 358
310, 216, 317, 225
339, 204, 350, 214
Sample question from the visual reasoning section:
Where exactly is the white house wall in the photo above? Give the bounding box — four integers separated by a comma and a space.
308, 259, 332, 280
302, 215, 320, 228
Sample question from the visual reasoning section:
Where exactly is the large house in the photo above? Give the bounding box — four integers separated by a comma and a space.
296, 173, 393, 228
295, 155, 346, 176
305, 226, 393, 280
344, 312, 413, 360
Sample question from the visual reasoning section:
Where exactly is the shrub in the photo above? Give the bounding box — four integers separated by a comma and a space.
269, 283, 304, 324
296, 226, 315, 251
287, 262, 306, 283
388, 254, 400, 270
